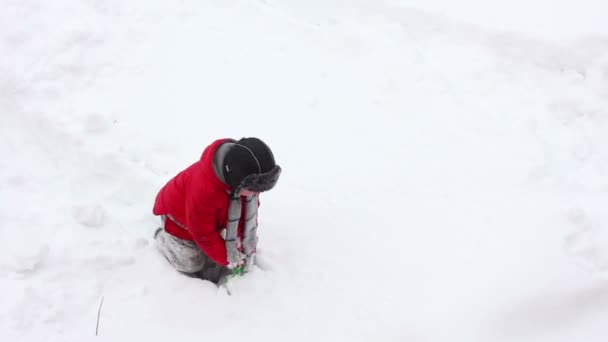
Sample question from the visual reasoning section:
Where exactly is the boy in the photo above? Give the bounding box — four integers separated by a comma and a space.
152, 137, 281, 282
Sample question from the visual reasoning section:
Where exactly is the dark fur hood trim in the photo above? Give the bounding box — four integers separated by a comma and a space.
238, 165, 281, 193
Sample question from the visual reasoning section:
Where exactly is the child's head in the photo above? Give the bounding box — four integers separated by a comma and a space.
222, 137, 281, 193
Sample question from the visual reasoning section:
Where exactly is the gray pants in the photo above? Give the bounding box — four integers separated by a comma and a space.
155, 217, 227, 283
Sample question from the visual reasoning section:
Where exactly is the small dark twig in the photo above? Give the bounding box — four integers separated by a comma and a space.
96, 296, 105, 336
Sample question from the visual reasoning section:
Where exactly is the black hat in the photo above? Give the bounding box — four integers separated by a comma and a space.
222, 137, 281, 193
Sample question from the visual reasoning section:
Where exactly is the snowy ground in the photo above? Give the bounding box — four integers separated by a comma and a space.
1, 0, 608, 341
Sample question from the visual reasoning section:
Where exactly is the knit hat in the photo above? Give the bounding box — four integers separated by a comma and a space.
222, 137, 281, 193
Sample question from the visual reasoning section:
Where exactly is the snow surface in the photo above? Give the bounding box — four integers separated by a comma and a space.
1, 0, 608, 341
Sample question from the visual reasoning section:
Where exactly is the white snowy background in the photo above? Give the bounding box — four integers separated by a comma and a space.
1, 0, 607, 341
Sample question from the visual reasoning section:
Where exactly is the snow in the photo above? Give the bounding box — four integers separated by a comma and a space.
1, 0, 607, 341
390, 0, 608, 42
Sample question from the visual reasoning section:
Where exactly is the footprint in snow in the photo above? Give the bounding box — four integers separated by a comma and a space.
72, 204, 107, 229
4, 244, 50, 276
564, 207, 608, 276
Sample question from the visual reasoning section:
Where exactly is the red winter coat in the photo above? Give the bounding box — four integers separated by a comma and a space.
153, 139, 256, 266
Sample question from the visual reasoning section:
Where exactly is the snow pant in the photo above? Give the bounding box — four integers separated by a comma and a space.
155, 215, 227, 283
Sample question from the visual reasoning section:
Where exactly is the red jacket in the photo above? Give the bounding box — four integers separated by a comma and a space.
153, 139, 254, 266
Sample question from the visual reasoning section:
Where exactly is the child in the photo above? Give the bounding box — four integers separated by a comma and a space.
152, 137, 281, 283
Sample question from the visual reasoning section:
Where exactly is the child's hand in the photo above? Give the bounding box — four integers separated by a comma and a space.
227, 255, 246, 269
